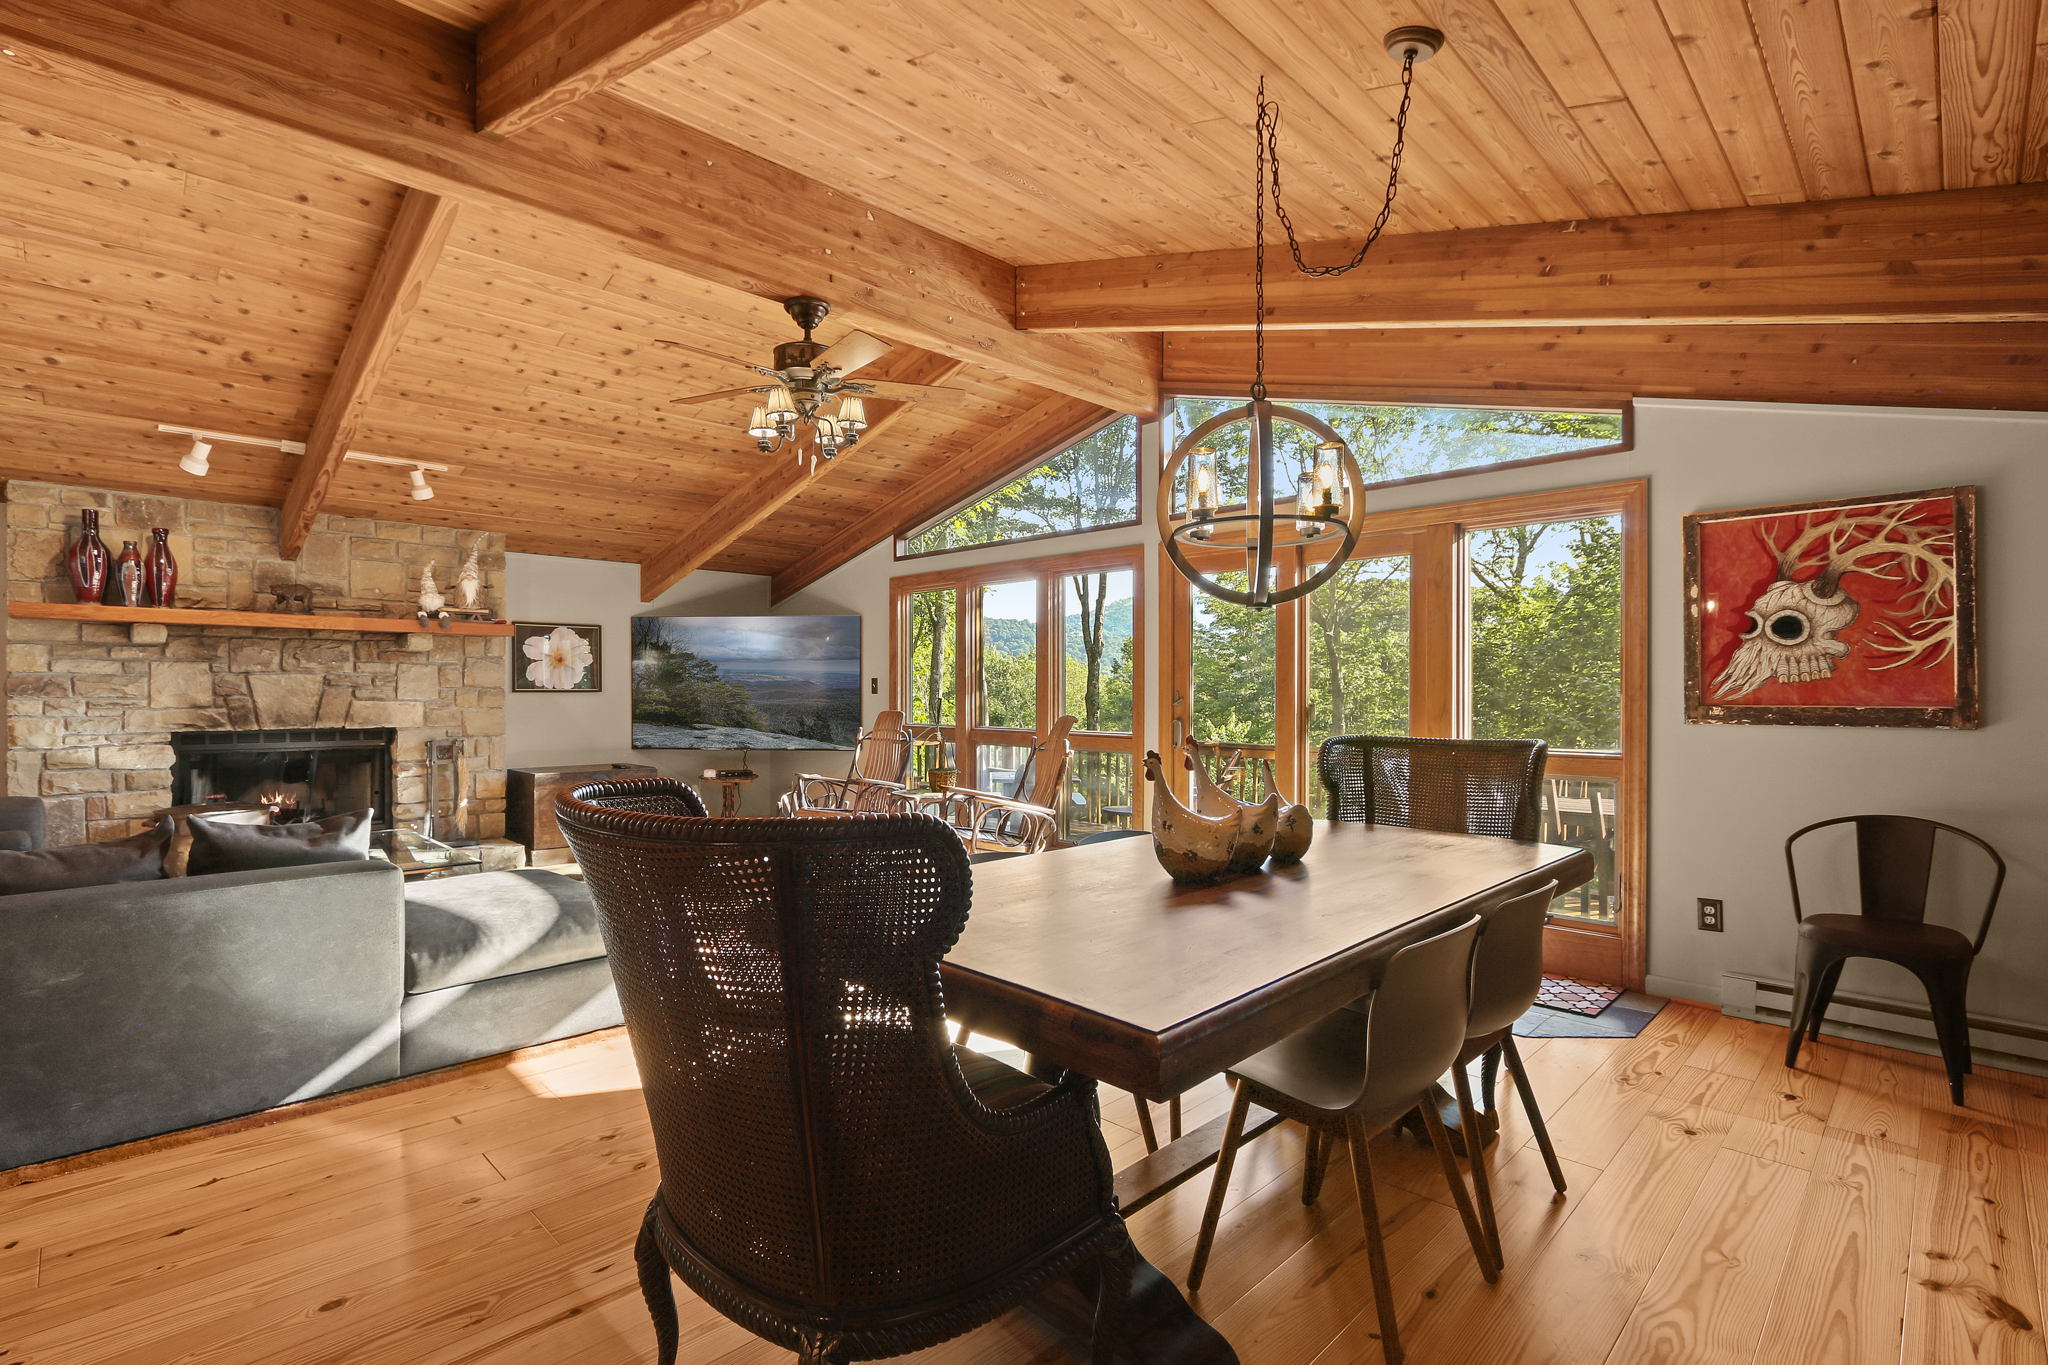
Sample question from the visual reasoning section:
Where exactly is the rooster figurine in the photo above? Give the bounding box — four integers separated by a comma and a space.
1143, 750, 1239, 883
1182, 739, 1280, 873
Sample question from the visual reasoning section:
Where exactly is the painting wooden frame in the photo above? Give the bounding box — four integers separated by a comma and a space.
510, 621, 602, 693
1684, 487, 1978, 728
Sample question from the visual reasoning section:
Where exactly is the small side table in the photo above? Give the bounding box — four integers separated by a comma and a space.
704, 773, 756, 818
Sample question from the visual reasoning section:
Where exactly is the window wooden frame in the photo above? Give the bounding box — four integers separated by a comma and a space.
1162, 395, 1634, 498
893, 413, 1143, 561
891, 545, 1148, 831
1162, 479, 1649, 988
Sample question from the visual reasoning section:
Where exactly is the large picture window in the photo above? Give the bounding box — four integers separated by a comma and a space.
1170, 398, 1624, 490
899, 414, 1141, 556
891, 547, 1145, 840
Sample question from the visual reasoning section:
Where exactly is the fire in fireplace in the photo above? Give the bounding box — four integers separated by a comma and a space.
169, 728, 395, 826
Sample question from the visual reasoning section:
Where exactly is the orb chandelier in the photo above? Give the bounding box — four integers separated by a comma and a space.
1158, 26, 1444, 611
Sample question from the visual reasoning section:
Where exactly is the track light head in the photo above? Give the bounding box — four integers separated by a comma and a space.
408, 467, 435, 501
179, 438, 213, 477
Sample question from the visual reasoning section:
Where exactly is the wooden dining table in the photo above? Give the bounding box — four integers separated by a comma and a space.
940, 821, 1594, 1364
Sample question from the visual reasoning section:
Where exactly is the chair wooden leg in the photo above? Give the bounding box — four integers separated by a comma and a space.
1418, 1097, 1498, 1285
1502, 1035, 1567, 1197
1169, 1094, 1183, 1141
1187, 1081, 1254, 1292
1451, 1061, 1503, 1276
636, 1206, 680, 1365
1918, 960, 1974, 1105
1479, 1042, 1503, 1112
1091, 1233, 1135, 1365
1302, 1125, 1331, 1206
1134, 1097, 1160, 1154
1342, 1114, 1407, 1365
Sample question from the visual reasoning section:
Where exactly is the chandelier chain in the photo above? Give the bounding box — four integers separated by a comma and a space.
1250, 56, 1415, 397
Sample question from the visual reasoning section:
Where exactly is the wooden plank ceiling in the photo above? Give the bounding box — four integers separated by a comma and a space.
0, 0, 2043, 580
605, 0, 2046, 264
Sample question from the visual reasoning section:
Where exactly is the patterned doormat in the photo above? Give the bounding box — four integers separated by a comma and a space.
1537, 976, 1624, 1017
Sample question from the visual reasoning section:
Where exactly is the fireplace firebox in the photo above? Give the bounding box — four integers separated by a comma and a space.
170, 728, 396, 826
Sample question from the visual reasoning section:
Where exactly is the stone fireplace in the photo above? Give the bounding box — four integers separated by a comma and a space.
4, 480, 508, 847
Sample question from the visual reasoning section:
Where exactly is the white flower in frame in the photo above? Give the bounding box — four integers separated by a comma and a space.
524, 625, 594, 690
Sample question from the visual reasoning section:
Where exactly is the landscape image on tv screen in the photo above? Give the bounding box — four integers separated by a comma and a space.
631, 615, 861, 750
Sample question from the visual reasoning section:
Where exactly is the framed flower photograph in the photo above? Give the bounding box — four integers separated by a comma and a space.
1684, 486, 1977, 728
512, 621, 602, 693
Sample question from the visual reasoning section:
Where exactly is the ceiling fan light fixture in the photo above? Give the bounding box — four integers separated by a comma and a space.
836, 394, 868, 432
746, 404, 776, 440
178, 437, 213, 477
764, 385, 798, 424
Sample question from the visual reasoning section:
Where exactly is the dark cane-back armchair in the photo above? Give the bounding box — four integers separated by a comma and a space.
1317, 734, 1550, 841
555, 777, 1132, 1364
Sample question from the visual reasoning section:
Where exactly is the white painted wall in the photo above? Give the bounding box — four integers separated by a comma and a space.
502, 555, 825, 813
507, 399, 2048, 1028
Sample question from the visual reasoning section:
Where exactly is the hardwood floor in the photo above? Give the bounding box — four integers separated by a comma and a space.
3, 1004, 2043, 1364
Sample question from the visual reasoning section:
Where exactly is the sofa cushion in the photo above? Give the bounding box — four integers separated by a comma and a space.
0, 822, 170, 895
187, 808, 373, 876
403, 869, 605, 994
0, 830, 34, 853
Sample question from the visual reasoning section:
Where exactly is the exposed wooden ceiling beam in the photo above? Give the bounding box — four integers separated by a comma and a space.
638, 349, 966, 600
477, 0, 769, 137
1162, 323, 2048, 413
769, 394, 1110, 604
0, 0, 1157, 415
1016, 184, 2048, 332
279, 189, 459, 559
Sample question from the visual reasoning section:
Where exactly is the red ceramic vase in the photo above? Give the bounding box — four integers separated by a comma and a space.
64, 509, 111, 604
108, 540, 145, 608
145, 527, 178, 608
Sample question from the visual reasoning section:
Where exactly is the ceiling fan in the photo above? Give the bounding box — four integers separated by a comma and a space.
665, 296, 967, 461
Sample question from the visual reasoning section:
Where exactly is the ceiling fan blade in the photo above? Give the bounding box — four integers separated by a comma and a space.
652, 338, 753, 368
812, 329, 892, 377
668, 386, 768, 406
853, 380, 972, 407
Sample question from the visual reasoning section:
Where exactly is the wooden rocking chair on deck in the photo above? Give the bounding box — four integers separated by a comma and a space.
898, 716, 1075, 853
780, 709, 913, 817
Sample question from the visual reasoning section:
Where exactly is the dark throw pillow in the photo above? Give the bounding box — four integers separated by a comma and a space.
186, 808, 375, 876
0, 830, 34, 853
0, 822, 171, 895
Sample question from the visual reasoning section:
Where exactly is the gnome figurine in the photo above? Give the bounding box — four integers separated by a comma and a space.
454, 541, 484, 612
417, 562, 445, 617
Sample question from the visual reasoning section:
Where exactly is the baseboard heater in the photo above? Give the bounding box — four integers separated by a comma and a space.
1721, 973, 2048, 1078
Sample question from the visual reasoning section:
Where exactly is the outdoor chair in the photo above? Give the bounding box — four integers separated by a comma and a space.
781, 709, 913, 816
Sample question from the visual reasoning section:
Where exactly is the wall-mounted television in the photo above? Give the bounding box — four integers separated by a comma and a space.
631, 615, 861, 750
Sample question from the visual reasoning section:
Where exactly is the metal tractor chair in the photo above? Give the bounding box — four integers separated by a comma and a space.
556, 776, 1133, 1365
1784, 814, 2006, 1105
781, 709, 913, 816
900, 715, 1076, 853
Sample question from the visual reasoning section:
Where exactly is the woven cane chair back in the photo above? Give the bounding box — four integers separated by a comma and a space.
555, 778, 1119, 1348
1317, 735, 1548, 842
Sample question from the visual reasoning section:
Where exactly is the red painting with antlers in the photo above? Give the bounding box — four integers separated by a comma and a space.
1686, 488, 1978, 727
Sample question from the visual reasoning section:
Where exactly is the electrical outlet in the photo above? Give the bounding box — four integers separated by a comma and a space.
870, 677, 879, 694
1697, 897, 1724, 932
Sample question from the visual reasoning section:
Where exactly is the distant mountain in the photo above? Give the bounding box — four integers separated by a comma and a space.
981, 597, 1134, 658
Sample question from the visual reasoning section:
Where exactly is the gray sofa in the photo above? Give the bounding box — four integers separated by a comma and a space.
1, 815, 621, 1170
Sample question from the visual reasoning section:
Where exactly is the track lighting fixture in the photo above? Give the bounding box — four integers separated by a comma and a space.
155, 421, 457, 507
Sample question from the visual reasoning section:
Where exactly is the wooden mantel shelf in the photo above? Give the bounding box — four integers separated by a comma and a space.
7, 601, 514, 637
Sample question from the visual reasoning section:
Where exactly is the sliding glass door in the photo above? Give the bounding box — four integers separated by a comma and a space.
1165, 483, 1647, 986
